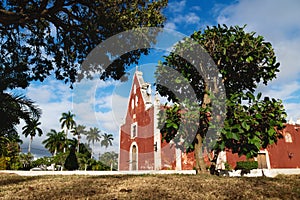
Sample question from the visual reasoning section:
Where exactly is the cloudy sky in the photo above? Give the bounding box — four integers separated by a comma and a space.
16, 0, 300, 158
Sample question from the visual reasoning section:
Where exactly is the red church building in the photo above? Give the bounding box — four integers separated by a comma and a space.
118, 68, 300, 171
118, 69, 195, 171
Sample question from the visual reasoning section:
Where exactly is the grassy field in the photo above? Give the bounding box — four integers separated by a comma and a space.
0, 173, 300, 200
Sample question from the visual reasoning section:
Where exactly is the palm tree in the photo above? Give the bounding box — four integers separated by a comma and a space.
0, 93, 41, 134
59, 111, 76, 152
42, 129, 66, 156
22, 119, 43, 153
86, 127, 101, 158
101, 133, 114, 149
71, 124, 86, 153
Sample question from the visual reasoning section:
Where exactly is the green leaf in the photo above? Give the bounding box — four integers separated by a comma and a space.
172, 123, 178, 129
257, 92, 262, 100
246, 56, 254, 63
232, 132, 239, 140
268, 128, 276, 136
241, 121, 250, 131
246, 92, 255, 100
255, 113, 262, 119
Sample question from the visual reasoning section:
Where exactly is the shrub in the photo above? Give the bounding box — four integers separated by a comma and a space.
235, 161, 258, 175
235, 161, 258, 170
64, 147, 79, 171
224, 162, 232, 171
0, 157, 7, 170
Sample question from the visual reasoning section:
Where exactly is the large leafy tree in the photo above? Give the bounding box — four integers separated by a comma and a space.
22, 118, 43, 153
156, 25, 286, 173
42, 129, 66, 156
0, 0, 167, 91
85, 127, 101, 159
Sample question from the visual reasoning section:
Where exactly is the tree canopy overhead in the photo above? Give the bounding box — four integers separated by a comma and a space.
0, 0, 168, 91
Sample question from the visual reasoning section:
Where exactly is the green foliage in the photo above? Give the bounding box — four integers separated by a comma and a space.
235, 161, 258, 170
0, 157, 7, 170
90, 160, 110, 171
192, 25, 280, 96
85, 127, 101, 158
101, 133, 114, 149
42, 129, 66, 155
99, 151, 118, 171
64, 147, 79, 171
60, 111, 76, 131
31, 157, 53, 168
155, 24, 286, 163
71, 125, 87, 153
0, 0, 167, 91
224, 162, 232, 171
22, 118, 43, 153
0, 93, 41, 135
18, 153, 34, 170
215, 93, 286, 158
52, 152, 68, 167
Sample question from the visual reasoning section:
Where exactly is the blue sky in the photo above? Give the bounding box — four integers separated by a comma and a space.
16, 0, 300, 158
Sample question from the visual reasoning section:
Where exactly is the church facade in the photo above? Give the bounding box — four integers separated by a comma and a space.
118, 69, 195, 170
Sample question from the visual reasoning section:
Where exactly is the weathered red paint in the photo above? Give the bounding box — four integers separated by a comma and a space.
119, 71, 195, 170
225, 123, 300, 169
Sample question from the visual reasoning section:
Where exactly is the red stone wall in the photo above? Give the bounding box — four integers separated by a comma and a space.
267, 124, 300, 168
161, 141, 176, 169
225, 124, 300, 169
225, 150, 248, 169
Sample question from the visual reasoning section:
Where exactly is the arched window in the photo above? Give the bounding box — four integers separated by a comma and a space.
134, 84, 136, 94
135, 95, 138, 106
131, 98, 134, 109
130, 142, 138, 171
132, 145, 137, 170
285, 132, 293, 143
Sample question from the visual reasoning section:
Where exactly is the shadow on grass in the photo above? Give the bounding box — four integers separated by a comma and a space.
0, 173, 38, 186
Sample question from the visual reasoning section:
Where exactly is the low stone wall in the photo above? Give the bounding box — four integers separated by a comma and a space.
0, 170, 196, 176
2, 169, 300, 177
228, 168, 300, 177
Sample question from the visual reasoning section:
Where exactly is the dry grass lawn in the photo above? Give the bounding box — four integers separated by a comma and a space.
0, 173, 300, 199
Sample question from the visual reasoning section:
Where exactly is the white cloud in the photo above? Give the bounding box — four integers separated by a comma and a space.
285, 103, 300, 122
217, 0, 300, 120
259, 82, 300, 101
173, 13, 200, 25
167, 0, 186, 13
164, 22, 177, 30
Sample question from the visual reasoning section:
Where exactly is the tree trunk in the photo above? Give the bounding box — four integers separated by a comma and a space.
194, 79, 211, 174
28, 136, 33, 153
63, 129, 68, 153
77, 135, 80, 153
194, 133, 207, 173
54, 148, 57, 156
91, 143, 94, 159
